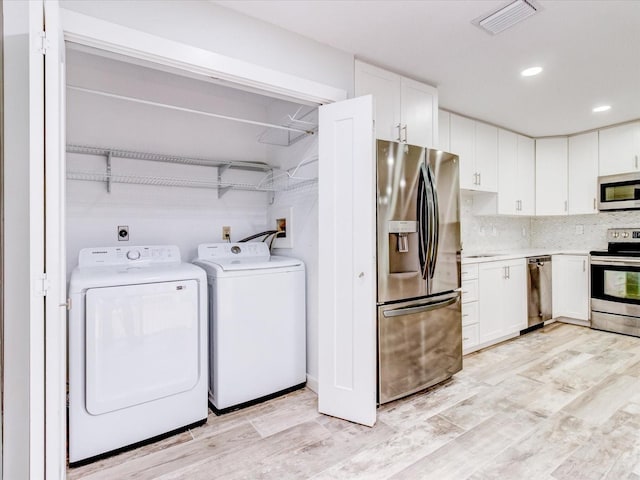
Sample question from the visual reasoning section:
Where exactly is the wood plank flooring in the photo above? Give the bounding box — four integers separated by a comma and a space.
68, 323, 640, 479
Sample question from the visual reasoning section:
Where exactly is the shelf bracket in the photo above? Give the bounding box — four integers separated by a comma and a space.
217, 164, 232, 198
106, 151, 113, 193
217, 186, 232, 199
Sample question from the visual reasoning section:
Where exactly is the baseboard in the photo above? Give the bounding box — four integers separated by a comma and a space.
306, 374, 318, 393
555, 316, 590, 327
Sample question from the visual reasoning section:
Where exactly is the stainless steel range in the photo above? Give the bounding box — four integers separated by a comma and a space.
591, 228, 640, 337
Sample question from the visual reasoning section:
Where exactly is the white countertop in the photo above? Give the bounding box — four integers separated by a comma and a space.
461, 248, 591, 264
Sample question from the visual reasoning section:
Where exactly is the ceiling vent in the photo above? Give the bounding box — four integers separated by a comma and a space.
473, 0, 540, 35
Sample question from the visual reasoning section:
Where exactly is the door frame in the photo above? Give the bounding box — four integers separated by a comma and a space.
44, 6, 348, 478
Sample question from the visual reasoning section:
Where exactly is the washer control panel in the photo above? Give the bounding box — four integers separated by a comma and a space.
197, 242, 270, 260
78, 245, 180, 267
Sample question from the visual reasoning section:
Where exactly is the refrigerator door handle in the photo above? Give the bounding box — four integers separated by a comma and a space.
426, 163, 440, 279
382, 292, 460, 318
417, 163, 429, 280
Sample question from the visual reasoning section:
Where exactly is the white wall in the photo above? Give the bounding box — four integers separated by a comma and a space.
66, 49, 282, 273
60, 0, 354, 98
61, 1, 344, 394
267, 132, 320, 388
3, 2, 43, 478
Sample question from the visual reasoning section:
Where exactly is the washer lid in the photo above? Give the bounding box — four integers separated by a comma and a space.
203, 255, 303, 271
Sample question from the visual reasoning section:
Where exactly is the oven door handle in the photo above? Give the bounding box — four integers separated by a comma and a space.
591, 257, 640, 267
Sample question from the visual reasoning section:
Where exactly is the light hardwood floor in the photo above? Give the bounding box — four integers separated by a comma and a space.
68, 323, 640, 479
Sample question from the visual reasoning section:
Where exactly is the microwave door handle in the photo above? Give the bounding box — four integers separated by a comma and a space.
427, 164, 440, 280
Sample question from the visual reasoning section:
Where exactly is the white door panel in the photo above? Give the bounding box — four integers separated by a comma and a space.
318, 95, 376, 427
85, 281, 200, 415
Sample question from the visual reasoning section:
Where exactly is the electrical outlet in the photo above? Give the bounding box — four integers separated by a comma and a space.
118, 225, 129, 241
276, 218, 287, 238
222, 226, 231, 241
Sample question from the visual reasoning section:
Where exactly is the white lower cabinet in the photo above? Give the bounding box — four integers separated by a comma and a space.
552, 254, 590, 321
461, 263, 479, 353
478, 258, 527, 345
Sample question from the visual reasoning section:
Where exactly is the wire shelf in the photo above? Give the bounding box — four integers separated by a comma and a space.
66, 144, 272, 172
66, 144, 318, 195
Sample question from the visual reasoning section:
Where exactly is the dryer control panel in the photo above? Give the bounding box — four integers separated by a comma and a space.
78, 245, 181, 267
197, 242, 270, 260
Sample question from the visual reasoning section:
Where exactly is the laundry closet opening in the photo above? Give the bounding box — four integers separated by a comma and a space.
64, 41, 321, 414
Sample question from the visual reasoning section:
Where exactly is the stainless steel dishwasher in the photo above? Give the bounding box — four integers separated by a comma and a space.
527, 256, 552, 328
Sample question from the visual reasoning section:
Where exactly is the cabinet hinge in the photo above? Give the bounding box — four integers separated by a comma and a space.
35, 273, 50, 297
39, 31, 50, 55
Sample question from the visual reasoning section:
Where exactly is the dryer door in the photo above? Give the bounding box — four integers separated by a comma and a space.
85, 280, 200, 415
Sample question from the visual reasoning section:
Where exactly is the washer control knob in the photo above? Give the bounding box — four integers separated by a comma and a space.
231, 246, 241, 254
126, 249, 141, 260
623, 232, 630, 238
612, 232, 620, 238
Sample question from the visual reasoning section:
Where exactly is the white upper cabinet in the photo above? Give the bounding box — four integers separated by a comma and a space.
497, 130, 535, 215
568, 131, 599, 214
450, 113, 498, 192
474, 122, 499, 192
437, 109, 450, 152
517, 135, 535, 215
535, 138, 568, 216
400, 77, 437, 147
354, 60, 437, 148
598, 121, 640, 176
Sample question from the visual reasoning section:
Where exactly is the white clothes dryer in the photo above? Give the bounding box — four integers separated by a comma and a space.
194, 242, 306, 412
68, 245, 208, 464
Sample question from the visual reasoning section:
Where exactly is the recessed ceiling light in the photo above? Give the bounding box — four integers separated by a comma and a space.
593, 105, 611, 113
521, 66, 543, 77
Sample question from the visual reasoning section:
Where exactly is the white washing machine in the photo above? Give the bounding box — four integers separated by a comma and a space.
194, 242, 306, 412
68, 245, 208, 464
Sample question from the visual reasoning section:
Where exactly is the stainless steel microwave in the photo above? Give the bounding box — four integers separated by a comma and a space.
598, 172, 640, 211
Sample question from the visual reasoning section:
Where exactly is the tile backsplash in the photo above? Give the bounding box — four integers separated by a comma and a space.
531, 211, 640, 251
461, 188, 640, 253
460, 192, 531, 252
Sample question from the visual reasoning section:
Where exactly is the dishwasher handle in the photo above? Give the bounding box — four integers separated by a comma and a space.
527, 256, 552, 265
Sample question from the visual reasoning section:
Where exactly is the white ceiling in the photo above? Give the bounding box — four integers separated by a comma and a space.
214, 0, 640, 137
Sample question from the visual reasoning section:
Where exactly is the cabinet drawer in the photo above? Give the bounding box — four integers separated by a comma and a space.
462, 301, 478, 326
462, 323, 479, 351
461, 279, 478, 303
461, 263, 479, 280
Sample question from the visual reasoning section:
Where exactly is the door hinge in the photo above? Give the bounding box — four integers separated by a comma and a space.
36, 273, 50, 297
39, 31, 50, 55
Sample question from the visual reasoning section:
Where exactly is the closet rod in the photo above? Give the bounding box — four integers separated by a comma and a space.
67, 85, 316, 135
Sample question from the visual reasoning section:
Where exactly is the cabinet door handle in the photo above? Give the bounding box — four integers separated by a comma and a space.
564, 200, 568, 212
478, 172, 481, 186
593, 197, 596, 211
396, 123, 402, 142
635, 155, 638, 169
583, 259, 586, 272
402, 124, 408, 143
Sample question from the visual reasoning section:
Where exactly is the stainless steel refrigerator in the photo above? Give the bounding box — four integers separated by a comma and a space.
377, 140, 462, 404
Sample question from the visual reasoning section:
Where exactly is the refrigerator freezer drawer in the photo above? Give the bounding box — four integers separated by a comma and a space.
377, 292, 462, 404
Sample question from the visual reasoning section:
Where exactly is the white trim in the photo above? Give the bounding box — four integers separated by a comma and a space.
305, 374, 318, 394
60, 9, 347, 106
44, 1, 67, 478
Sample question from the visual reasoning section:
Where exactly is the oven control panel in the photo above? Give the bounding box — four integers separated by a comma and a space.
608, 228, 640, 242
